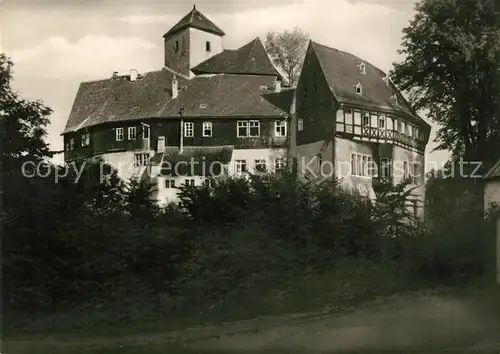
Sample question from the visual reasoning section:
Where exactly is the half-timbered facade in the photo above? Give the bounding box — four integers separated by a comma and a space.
62, 6, 431, 210
291, 41, 431, 217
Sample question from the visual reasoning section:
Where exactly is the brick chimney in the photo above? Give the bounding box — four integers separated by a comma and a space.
274, 80, 281, 93
172, 75, 178, 98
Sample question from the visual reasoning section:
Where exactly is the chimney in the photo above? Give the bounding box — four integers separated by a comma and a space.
112, 71, 118, 78
274, 80, 281, 93
130, 69, 138, 81
172, 75, 178, 98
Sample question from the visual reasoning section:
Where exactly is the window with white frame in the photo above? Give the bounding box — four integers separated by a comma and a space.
355, 83, 363, 95
362, 114, 369, 127
351, 153, 373, 177
274, 157, 286, 172
134, 153, 149, 167
235, 160, 247, 173
275, 120, 287, 137
403, 161, 410, 180
81, 132, 90, 147
165, 179, 176, 188
249, 120, 260, 137
254, 159, 266, 172
202, 122, 212, 137
378, 116, 385, 129
412, 163, 419, 184
116, 127, 124, 141
358, 62, 366, 74
237, 120, 260, 137
184, 179, 195, 186
184, 122, 194, 137
298, 118, 304, 131
380, 157, 392, 179
128, 126, 136, 140
142, 125, 150, 139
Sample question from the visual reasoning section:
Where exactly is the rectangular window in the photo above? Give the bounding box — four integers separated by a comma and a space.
351, 154, 356, 176
142, 125, 150, 139
165, 179, 176, 188
275, 120, 287, 137
379, 117, 385, 129
351, 153, 373, 177
412, 163, 419, 184
134, 153, 149, 167
116, 127, 124, 141
362, 114, 369, 127
206, 41, 211, 52
254, 159, 266, 172
403, 161, 409, 180
235, 160, 247, 173
184, 122, 194, 137
237, 120, 260, 137
202, 122, 212, 137
128, 126, 136, 140
298, 118, 304, 131
81, 132, 90, 147
184, 179, 195, 186
415, 127, 420, 140
249, 120, 260, 137
69, 137, 75, 150
274, 157, 286, 172
380, 157, 391, 179
174, 40, 179, 53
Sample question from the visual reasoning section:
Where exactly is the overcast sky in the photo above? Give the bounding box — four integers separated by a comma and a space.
2, 0, 449, 167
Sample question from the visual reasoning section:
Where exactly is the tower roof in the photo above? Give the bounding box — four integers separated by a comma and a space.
163, 5, 225, 38
192, 37, 282, 79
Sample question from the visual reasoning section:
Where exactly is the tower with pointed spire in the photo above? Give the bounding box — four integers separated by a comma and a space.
163, 5, 225, 78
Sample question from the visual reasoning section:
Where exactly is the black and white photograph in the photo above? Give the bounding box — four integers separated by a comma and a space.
1, 0, 500, 352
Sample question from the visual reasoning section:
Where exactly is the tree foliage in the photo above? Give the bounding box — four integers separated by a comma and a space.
265, 27, 309, 86
391, 0, 500, 165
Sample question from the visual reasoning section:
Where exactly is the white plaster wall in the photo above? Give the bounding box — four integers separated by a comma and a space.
485, 179, 500, 212
94, 150, 154, 182
295, 140, 334, 178
334, 137, 375, 199
188, 28, 223, 76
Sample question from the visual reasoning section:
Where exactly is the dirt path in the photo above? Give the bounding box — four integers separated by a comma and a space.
5, 292, 500, 352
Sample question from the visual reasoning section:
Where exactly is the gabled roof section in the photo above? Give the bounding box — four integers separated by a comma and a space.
191, 37, 282, 79
62, 71, 288, 134
309, 41, 428, 126
163, 5, 225, 38
484, 158, 500, 180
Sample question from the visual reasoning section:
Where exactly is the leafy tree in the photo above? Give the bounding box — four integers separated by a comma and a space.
391, 0, 500, 167
1, 53, 53, 166
265, 27, 309, 86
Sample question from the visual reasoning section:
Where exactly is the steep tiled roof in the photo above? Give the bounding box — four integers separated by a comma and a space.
310, 41, 427, 125
191, 38, 282, 78
163, 6, 225, 38
484, 158, 500, 180
63, 70, 287, 134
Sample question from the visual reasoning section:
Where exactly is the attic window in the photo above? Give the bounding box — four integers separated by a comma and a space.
199, 103, 207, 108
358, 62, 366, 75
174, 40, 179, 53
355, 83, 363, 95
260, 86, 268, 90
206, 41, 211, 52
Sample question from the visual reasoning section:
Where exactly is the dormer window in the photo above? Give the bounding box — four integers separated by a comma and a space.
358, 62, 366, 75
260, 85, 267, 90
199, 103, 207, 108
355, 82, 363, 95
206, 41, 211, 52
174, 40, 179, 53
